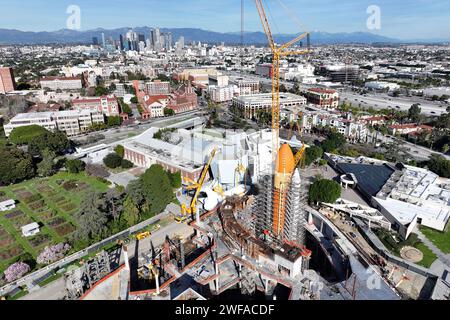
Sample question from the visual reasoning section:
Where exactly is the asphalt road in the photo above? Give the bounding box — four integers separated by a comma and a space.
368, 130, 450, 161
224, 70, 448, 116
341, 91, 447, 116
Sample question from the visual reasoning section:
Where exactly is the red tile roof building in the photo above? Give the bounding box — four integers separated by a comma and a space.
304, 88, 339, 108
167, 82, 198, 114
72, 96, 120, 116
143, 95, 169, 118
388, 123, 432, 135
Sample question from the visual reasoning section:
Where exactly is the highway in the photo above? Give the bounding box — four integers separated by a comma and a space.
225, 70, 448, 116
340, 91, 447, 116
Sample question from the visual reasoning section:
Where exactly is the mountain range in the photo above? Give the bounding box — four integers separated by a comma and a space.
0, 27, 447, 45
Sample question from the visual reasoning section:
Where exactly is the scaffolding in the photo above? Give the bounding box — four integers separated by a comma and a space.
253, 170, 307, 246
284, 170, 306, 244
253, 174, 273, 240
64, 251, 111, 300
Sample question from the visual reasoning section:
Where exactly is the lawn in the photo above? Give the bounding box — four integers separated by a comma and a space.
6, 288, 28, 300
420, 225, 450, 254
0, 172, 110, 274
374, 229, 437, 268
37, 272, 63, 287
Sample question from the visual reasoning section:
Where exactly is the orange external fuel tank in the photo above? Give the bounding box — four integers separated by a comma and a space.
272, 144, 296, 236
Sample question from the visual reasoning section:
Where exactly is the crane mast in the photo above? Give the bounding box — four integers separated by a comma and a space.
254, 0, 310, 166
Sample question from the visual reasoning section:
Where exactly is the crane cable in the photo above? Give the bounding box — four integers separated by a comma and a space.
263, 0, 281, 44
241, 0, 244, 76
276, 0, 312, 62
276, 0, 309, 34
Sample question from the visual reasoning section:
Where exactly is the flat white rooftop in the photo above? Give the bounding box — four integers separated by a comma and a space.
234, 92, 306, 103
11, 111, 54, 120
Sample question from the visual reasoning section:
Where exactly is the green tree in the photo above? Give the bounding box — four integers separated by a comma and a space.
169, 171, 182, 188
427, 154, 450, 178
9, 125, 48, 145
126, 179, 145, 209
321, 131, 346, 153
73, 192, 109, 243
164, 108, 175, 116
121, 159, 134, 169
28, 130, 70, 157
118, 98, 132, 115
37, 149, 57, 177
66, 159, 85, 173
130, 96, 138, 104
108, 83, 116, 93
122, 196, 140, 227
94, 85, 108, 96
308, 179, 342, 204
103, 153, 122, 169
156, 74, 171, 82
107, 116, 121, 127
114, 145, 124, 158
304, 146, 323, 166
408, 104, 422, 123
141, 165, 174, 215
0, 145, 35, 185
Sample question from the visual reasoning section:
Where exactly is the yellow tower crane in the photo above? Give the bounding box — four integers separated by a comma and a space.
254, 0, 310, 166
177, 147, 218, 222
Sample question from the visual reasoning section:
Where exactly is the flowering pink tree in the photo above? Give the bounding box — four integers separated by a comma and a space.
37, 243, 71, 265
4, 262, 30, 283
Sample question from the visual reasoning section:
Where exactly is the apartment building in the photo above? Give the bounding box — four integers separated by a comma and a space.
115, 83, 127, 97
4, 110, 104, 137
53, 110, 105, 136
208, 85, 238, 103
301, 110, 367, 141
72, 96, 120, 116
304, 88, 339, 109
39, 76, 82, 91
4, 112, 57, 136
231, 78, 260, 95
0, 67, 16, 94
233, 93, 306, 119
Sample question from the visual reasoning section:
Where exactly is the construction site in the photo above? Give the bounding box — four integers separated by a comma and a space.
52, 1, 441, 301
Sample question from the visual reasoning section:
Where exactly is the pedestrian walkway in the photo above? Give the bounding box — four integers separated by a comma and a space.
415, 228, 450, 267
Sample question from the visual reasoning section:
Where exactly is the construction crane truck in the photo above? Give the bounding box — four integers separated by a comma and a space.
176, 147, 218, 223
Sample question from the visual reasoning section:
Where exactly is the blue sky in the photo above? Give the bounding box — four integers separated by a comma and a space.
0, 0, 449, 40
